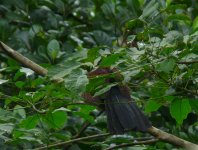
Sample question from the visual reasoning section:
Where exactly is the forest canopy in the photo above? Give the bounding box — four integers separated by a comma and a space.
0, 0, 198, 149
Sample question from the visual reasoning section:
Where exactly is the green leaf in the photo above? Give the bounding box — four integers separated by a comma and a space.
101, 2, 115, 18
145, 100, 162, 113
19, 136, 42, 144
85, 47, 100, 63
47, 39, 60, 60
94, 83, 117, 97
72, 105, 96, 123
15, 81, 25, 88
0, 123, 14, 134
126, 18, 144, 30
49, 60, 81, 80
20, 115, 39, 129
141, 0, 159, 19
192, 16, 198, 32
167, 14, 191, 25
150, 81, 168, 98
156, 58, 176, 73
190, 100, 198, 114
93, 30, 112, 46
86, 73, 113, 93
14, 71, 25, 81
43, 110, 67, 129
13, 105, 26, 119
99, 53, 121, 67
170, 99, 191, 125
64, 68, 88, 94
166, 0, 172, 7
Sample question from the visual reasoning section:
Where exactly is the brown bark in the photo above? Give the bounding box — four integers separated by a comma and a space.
148, 126, 198, 150
0, 41, 48, 76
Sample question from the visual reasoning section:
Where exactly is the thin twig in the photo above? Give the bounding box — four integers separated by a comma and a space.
104, 139, 159, 150
177, 61, 198, 64
34, 133, 110, 150
27, 101, 48, 114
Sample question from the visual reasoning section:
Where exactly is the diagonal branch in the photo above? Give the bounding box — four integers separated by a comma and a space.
147, 126, 198, 150
0, 41, 48, 76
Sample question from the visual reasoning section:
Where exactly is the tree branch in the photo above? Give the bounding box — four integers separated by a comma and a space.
104, 139, 159, 150
147, 126, 198, 150
0, 41, 48, 76
34, 133, 110, 150
177, 61, 198, 65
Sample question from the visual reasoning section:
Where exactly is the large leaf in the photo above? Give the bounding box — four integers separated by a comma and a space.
145, 100, 162, 113
85, 47, 100, 63
42, 110, 67, 129
156, 58, 176, 73
170, 98, 191, 125
99, 53, 121, 67
70, 105, 96, 123
64, 68, 88, 94
19, 115, 39, 129
92, 30, 113, 46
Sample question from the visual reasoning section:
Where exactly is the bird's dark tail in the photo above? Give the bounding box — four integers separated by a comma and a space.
105, 86, 151, 134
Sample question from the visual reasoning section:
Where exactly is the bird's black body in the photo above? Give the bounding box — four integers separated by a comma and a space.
85, 68, 151, 134
105, 86, 151, 134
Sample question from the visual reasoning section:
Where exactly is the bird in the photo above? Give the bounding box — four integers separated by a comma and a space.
82, 67, 151, 134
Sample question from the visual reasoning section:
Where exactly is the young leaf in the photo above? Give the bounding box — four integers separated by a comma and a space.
47, 39, 60, 60
170, 99, 191, 125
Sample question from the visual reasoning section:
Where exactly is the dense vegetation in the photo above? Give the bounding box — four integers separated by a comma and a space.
0, 0, 198, 149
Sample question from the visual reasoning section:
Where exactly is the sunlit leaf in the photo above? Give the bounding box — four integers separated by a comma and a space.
170, 99, 191, 125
